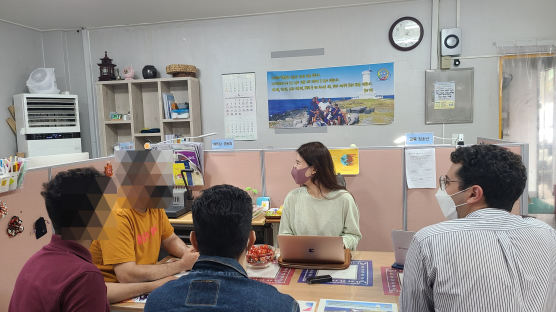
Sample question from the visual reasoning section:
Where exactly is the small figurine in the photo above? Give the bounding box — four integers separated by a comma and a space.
104, 162, 113, 177
123, 66, 134, 80
98, 51, 116, 81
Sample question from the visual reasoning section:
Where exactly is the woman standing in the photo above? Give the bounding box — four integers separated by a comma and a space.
279, 142, 361, 250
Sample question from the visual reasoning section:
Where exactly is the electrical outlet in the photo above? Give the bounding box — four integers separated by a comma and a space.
452, 133, 464, 145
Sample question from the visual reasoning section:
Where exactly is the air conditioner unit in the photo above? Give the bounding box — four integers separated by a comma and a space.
13, 94, 82, 157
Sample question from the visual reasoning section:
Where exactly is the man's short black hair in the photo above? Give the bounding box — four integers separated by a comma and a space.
41, 167, 112, 237
450, 144, 527, 212
192, 184, 253, 259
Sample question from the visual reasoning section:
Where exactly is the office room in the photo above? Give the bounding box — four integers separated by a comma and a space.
1, 0, 555, 311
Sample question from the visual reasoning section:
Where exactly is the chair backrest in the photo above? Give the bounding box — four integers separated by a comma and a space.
336, 174, 346, 187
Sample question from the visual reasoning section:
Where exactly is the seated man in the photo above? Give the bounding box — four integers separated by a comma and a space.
90, 150, 198, 285
9, 168, 176, 311
400, 144, 556, 311
10, 168, 111, 311
145, 184, 299, 312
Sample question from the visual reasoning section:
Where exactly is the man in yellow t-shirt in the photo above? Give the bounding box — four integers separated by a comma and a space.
90, 150, 198, 284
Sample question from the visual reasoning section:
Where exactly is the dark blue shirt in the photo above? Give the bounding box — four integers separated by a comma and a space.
145, 255, 299, 312
308, 102, 319, 112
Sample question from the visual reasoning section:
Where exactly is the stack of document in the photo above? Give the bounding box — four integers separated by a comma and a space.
163, 93, 190, 119
154, 142, 204, 186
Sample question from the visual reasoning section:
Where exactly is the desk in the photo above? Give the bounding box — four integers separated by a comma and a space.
265, 216, 281, 224
111, 251, 398, 311
169, 212, 273, 245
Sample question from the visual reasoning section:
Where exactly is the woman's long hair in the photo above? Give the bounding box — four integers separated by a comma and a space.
297, 141, 346, 195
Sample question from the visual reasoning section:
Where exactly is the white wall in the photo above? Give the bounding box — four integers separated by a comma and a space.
0, 21, 44, 157
43, 0, 556, 151
42, 30, 93, 155
86, 0, 433, 150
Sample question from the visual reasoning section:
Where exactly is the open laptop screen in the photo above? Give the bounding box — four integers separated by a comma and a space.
278, 235, 345, 264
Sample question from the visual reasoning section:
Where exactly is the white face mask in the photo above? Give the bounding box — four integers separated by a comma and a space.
435, 187, 470, 220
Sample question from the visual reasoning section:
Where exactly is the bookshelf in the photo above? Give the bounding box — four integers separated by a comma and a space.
96, 77, 201, 156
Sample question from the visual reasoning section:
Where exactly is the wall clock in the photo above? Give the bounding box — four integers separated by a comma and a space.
389, 16, 424, 51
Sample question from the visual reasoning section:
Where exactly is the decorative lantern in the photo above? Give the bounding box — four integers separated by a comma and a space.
98, 51, 116, 81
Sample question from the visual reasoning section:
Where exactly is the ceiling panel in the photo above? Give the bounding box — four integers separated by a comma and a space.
0, 0, 405, 30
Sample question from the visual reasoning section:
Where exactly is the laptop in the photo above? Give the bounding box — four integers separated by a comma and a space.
278, 235, 345, 264
391, 230, 416, 266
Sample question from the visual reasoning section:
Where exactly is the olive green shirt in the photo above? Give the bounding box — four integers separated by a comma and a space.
278, 187, 362, 250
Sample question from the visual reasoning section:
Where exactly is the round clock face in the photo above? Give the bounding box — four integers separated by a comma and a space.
389, 17, 424, 51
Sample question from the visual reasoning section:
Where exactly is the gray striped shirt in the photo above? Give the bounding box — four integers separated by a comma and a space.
399, 208, 556, 312
543, 263, 556, 312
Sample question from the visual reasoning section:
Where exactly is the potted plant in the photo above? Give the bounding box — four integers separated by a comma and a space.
245, 187, 263, 218
244, 187, 259, 204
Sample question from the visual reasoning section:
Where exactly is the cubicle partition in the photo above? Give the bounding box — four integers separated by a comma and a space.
262, 149, 299, 208
406, 147, 453, 231
0, 169, 50, 310
50, 156, 112, 178
202, 150, 263, 193
341, 148, 404, 251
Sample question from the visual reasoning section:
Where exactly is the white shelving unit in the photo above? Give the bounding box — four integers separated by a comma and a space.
96, 77, 201, 156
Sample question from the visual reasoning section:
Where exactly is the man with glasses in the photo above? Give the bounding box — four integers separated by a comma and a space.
400, 144, 556, 312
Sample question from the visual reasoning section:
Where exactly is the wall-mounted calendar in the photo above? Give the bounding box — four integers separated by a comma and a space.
222, 73, 257, 140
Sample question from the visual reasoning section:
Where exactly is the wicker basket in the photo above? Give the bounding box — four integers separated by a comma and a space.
166, 64, 197, 77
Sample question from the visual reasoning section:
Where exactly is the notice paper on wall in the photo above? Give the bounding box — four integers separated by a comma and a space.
405, 148, 436, 189
222, 73, 257, 140
433, 81, 456, 110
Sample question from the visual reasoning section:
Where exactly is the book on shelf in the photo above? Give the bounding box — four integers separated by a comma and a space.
171, 102, 189, 119
162, 93, 175, 119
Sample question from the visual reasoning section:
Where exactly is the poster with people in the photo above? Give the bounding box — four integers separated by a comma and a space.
267, 63, 394, 128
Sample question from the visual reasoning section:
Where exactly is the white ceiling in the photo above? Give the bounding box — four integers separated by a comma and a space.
0, 0, 401, 31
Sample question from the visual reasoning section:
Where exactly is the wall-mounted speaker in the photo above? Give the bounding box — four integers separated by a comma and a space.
441, 28, 462, 56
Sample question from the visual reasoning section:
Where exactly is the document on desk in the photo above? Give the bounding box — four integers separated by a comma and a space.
317, 264, 358, 280
299, 260, 372, 286
405, 148, 436, 189
246, 263, 281, 279
381, 266, 402, 296
297, 301, 316, 312
317, 299, 397, 312
247, 263, 295, 285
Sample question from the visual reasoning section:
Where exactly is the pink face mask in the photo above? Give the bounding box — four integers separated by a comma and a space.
291, 166, 312, 185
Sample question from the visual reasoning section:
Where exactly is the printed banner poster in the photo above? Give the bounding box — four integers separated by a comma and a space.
268, 63, 394, 128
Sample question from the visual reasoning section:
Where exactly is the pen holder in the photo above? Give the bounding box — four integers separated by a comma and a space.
8, 172, 18, 191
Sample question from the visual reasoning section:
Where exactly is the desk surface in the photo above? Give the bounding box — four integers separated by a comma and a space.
169, 212, 267, 226
111, 251, 398, 311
